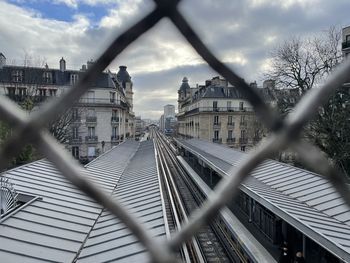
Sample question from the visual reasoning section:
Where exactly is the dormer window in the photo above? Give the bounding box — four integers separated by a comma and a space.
12, 70, 23, 82
70, 74, 78, 85
43, 72, 52, 84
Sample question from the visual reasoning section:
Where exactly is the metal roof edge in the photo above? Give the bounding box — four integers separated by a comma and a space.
240, 184, 350, 263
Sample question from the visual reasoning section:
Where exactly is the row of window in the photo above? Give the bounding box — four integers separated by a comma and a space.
10, 70, 79, 85
213, 130, 246, 140
71, 126, 129, 139
212, 100, 245, 110
7, 87, 57, 97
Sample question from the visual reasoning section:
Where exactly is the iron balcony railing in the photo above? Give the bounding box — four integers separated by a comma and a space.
78, 98, 129, 108
226, 138, 236, 143
227, 122, 235, 128
85, 135, 98, 143
69, 136, 82, 144
212, 138, 222, 143
213, 122, 221, 128
111, 116, 119, 123
182, 106, 254, 115
86, 116, 97, 123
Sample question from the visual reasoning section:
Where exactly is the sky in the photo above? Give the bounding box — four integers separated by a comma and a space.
1, 0, 349, 119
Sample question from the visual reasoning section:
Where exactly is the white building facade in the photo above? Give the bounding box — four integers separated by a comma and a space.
0, 54, 135, 162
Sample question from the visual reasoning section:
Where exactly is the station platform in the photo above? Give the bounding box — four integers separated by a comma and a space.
177, 156, 277, 263
176, 138, 350, 263
0, 140, 167, 262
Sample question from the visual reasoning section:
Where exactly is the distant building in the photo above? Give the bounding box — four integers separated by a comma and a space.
159, 114, 165, 132
0, 53, 135, 162
177, 76, 262, 151
164, 104, 175, 118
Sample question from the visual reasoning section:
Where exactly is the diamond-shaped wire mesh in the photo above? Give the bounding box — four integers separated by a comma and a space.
0, 0, 350, 262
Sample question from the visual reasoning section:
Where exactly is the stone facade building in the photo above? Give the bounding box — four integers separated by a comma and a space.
0, 53, 135, 162
177, 76, 262, 151
342, 25, 350, 58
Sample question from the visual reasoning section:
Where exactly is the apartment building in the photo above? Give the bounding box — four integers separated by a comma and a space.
0, 53, 135, 162
342, 25, 350, 58
177, 76, 262, 151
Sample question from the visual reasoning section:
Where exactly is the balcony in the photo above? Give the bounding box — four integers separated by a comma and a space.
227, 122, 235, 128
184, 106, 254, 116
240, 122, 247, 127
111, 116, 119, 123
86, 116, 97, 123
213, 122, 221, 128
342, 41, 350, 50
69, 136, 82, 144
226, 138, 236, 144
239, 138, 248, 144
212, 138, 222, 143
85, 135, 98, 143
77, 98, 128, 108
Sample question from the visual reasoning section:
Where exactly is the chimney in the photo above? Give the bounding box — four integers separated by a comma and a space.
59, 57, 66, 71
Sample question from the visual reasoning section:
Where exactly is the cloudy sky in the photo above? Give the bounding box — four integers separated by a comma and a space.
1, 0, 349, 119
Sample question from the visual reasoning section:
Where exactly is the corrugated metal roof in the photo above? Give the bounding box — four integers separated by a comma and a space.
0, 140, 166, 262
176, 138, 350, 262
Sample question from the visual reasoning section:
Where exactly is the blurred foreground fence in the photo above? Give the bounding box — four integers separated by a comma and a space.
1, 0, 350, 262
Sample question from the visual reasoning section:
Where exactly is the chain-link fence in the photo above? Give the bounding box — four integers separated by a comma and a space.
1, 0, 350, 262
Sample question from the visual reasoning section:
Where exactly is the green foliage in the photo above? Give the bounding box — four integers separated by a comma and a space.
0, 121, 36, 168
308, 86, 350, 176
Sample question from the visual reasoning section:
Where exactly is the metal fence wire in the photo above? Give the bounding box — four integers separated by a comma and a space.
1, 0, 350, 262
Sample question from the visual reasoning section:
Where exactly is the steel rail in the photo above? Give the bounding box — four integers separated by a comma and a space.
154, 131, 205, 263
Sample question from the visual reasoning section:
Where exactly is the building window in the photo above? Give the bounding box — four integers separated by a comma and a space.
213, 101, 218, 111
241, 129, 246, 138
110, 92, 116, 103
43, 72, 52, 84
12, 70, 23, 82
347, 35, 350, 43
70, 74, 79, 85
228, 130, 233, 139
112, 127, 118, 137
239, 101, 244, 110
227, 101, 232, 111
214, 115, 219, 125
214, 130, 219, 139
228, 115, 233, 125
72, 127, 79, 139
88, 126, 95, 137
72, 146, 79, 159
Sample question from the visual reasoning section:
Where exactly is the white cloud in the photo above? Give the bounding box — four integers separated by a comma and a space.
1, 0, 350, 119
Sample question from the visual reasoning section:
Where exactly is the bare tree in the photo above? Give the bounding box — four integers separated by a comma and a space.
266, 26, 342, 94
265, 26, 350, 176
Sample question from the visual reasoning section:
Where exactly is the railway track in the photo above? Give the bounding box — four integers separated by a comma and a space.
151, 128, 234, 262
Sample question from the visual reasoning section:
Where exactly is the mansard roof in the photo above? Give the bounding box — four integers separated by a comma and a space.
0, 65, 116, 89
